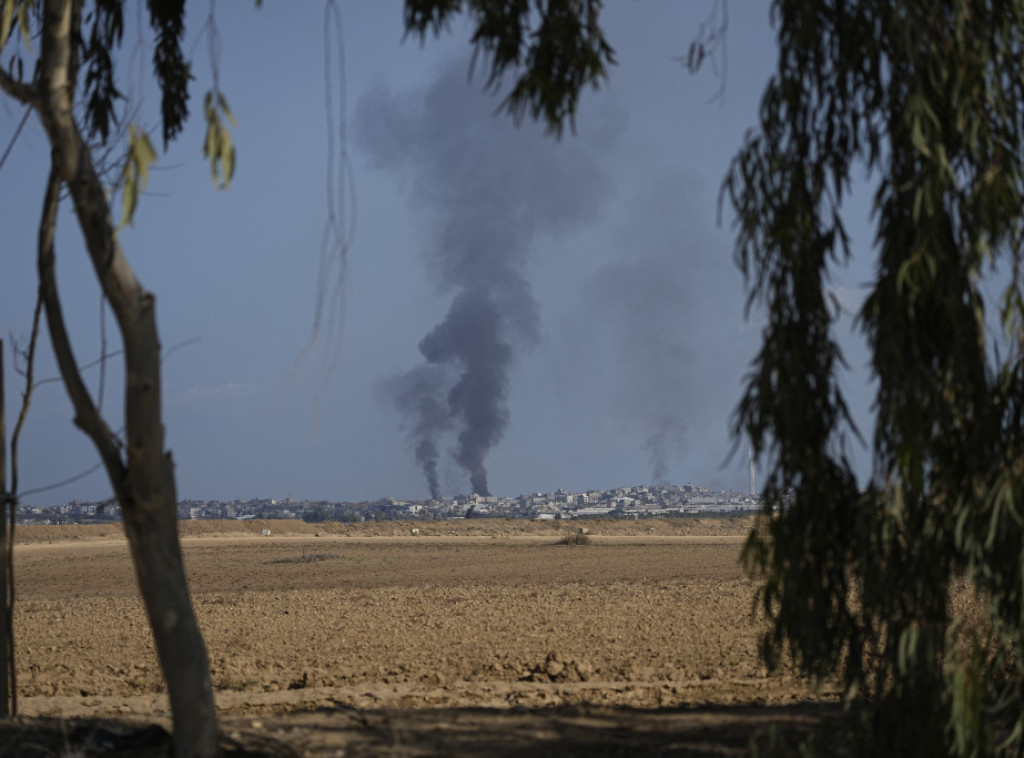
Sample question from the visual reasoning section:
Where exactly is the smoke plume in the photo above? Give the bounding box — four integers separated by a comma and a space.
594, 254, 693, 484
356, 60, 617, 497
556, 172, 706, 486
380, 365, 454, 500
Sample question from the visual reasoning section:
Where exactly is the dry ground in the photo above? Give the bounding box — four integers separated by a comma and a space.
1, 518, 837, 755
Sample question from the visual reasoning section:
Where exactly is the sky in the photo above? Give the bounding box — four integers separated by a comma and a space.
0, 2, 878, 505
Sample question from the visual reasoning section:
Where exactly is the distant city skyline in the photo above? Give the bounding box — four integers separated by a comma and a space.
19, 481, 761, 525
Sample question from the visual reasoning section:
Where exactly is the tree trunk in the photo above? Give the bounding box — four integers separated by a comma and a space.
122, 486, 218, 757
33, 1, 219, 755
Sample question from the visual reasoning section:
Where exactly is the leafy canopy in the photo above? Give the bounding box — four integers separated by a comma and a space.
403, 0, 615, 136
730, 1, 1024, 755
2, 0, 614, 217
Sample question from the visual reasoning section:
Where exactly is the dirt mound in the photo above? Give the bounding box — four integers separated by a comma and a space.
14, 523, 125, 544
523, 651, 595, 683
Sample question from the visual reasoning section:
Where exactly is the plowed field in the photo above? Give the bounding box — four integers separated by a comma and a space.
4, 518, 834, 755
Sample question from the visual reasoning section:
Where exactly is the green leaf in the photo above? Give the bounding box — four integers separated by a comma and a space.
134, 131, 156, 189
217, 92, 237, 127
0, 1, 12, 49
222, 133, 235, 188
203, 118, 220, 185
118, 171, 137, 235
201, 89, 238, 190
15, 0, 29, 52
116, 125, 157, 233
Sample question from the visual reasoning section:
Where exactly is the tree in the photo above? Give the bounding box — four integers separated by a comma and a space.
729, 2, 1024, 755
0, 1, 613, 755
3, 2, 224, 755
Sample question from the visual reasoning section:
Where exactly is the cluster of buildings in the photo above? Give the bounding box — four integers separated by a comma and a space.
16, 483, 761, 525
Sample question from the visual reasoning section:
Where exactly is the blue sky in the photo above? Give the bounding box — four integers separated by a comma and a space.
0, 2, 877, 504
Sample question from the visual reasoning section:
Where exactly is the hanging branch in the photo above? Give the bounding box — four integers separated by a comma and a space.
36, 165, 127, 496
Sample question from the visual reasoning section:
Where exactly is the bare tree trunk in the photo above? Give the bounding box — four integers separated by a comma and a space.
121, 490, 218, 757
31, 1, 219, 755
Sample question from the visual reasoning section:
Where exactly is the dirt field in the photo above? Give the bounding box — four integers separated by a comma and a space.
2, 518, 836, 755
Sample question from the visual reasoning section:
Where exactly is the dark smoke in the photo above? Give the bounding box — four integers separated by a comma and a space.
380, 365, 454, 500
644, 416, 680, 486
357, 60, 618, 497
419, 291, 511, 496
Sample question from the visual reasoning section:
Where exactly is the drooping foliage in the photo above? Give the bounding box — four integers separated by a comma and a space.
145, 0, 190, 147
730, 2, 1024, 755
80, 0, 124, 142
403, 0, 615, 135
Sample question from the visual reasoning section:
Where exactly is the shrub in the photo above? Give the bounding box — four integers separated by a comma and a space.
555, 530, 592, 546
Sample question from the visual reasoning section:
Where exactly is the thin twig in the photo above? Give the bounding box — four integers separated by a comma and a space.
32, 337, 200, 390
37, 164, 127, 496
13, 329, 197, 501
10, 291, 42, 498
0, 67, 35, 106
6, 496, 13, 717
17, 461, 104, 500
289, 0, 356, 423
0, 107, 31, 175
32, 350, 124, 388
98, 295, 107, 413
5, 287, 41, 717
0, 290, 37, 718
681, 0, 729, 105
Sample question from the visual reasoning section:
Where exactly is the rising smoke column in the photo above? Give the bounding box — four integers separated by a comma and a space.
559, 172, 703, 486
380, 365, 454, 500
598, 256, 693, 484
644, 416, 680, 485
356, 60, 616, 497
419, 290, 512, 496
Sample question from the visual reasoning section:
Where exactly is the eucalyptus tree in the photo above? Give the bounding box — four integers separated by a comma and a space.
730, 2, 1024, 754
1, 1, 231, 754
0, 1, 613, 755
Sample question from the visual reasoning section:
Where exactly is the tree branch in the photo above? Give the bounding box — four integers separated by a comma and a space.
0, 289, 34, 716
0, 67, 36, 106
39, 0, 173, 513
9, 293, 42, 499
36, 165, 127, 496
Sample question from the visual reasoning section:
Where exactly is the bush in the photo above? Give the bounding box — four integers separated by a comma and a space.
555, 530, 592, 546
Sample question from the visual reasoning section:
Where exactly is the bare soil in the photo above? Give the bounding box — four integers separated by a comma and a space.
2, 518, 838, 755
